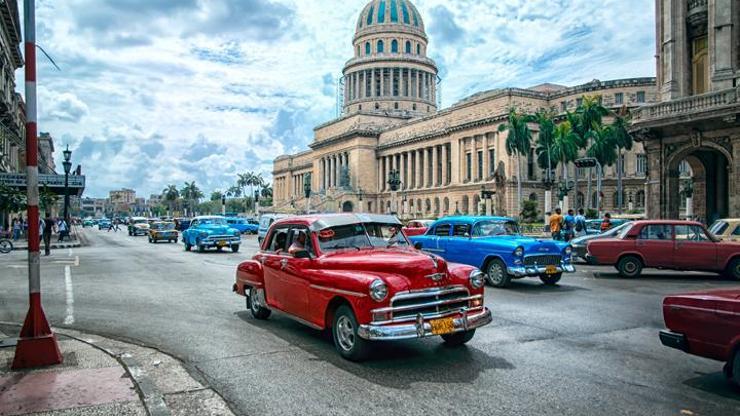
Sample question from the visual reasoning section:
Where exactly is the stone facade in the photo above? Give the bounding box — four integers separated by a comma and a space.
631, 0, 740, 222
0, 0, 24, 175
272, 0, 658, 219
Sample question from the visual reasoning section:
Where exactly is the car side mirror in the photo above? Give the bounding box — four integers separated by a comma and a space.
294, 250, 312, 259
414, 242, 423, 250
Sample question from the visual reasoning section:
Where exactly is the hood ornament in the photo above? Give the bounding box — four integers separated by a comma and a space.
427, 253, 439, 269
426, 273, 445, 282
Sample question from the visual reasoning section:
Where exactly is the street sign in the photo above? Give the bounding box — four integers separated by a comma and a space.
574, 158, 598, 168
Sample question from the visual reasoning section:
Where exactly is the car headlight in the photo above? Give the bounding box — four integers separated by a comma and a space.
513, 246, 524, 257
233, 231, 240, 237
469, 269, 485, 289
369, 279, 388, 302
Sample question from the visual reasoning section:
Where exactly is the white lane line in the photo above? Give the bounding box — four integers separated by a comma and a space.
74, 255, 79, 266
68, 248, 73, 257
64, 265, 75, 325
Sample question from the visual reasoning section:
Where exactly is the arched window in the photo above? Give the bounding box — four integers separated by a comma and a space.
416, 44, 421, 55
434, 197, 440, 214
577, 192, 585, 209
473, 195, 481, 215
391, 39, 398, 53
377, 40, 384, 54
365, 42, 371, 55
443, 197, 450, 213
366, 5, 374, 25
405, 41, 411, 54
636, 190, 645, 208
462, 196, 470, 214
425, 199, 431, 212
416, 199, 422, 214
412, 9, 419, 26
356, 46, 360, 56
529, 193, 537, 202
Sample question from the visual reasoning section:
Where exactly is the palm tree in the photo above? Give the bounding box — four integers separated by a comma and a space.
533, 109, 556, 186
162, 185, 179, 216
181, 182, 204, 216
498, 108, 533, 215
248, 173, 264, 212
575, 96, 608, 209
551, 121, 580, 193
610, 106, 633, 213
586, 123, 618, 211
210, 191, 223, 202
237, 172, 254, 211
260, 183, 273, 199
226, 185, 241, 198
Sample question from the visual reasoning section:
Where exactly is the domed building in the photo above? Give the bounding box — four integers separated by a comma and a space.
343, 0, 438, 115
271, 0, 658, 219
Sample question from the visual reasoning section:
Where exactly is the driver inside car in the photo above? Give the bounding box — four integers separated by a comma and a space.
288, 231, 307, 255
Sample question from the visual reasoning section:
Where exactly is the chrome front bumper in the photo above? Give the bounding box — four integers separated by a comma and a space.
507, 264, 576, 277
201, 237, 240, 247
357, 308, 492, 341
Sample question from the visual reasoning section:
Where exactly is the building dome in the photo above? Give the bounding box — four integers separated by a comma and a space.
356, 0, 425, 35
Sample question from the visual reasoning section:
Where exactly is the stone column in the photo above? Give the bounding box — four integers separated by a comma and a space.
319, 158, 325, 190
370, 69, 376, 97
709, 0, 736, 90
378, 158, 384, 192
399, 68, 404, 97
483, 133, 490, 180
380, 68, 385, 97
473, 136, 481, 182
431, 145, 439, 187
441, 143, 448, 186
355, 73, 360, 100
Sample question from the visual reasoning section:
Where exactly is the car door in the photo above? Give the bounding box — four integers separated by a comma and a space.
445, 223, 473, 265
422, 223, 451, 255
260, 225, 290, 311
673, 224, 718, 271
281, 226, 312, 318
635, 224, 674, 268
185, 219, 199, 245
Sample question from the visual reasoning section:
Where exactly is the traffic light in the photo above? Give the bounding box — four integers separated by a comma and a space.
574, 158, 598, 168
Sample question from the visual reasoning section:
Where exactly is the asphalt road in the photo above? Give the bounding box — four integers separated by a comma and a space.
1, 228, 738, 416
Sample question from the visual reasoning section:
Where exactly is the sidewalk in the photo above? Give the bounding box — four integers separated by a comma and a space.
9, 227, 87, 251
0, 325, 234, 416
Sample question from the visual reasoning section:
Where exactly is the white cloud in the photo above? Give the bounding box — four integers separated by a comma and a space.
18, 0, 655, 198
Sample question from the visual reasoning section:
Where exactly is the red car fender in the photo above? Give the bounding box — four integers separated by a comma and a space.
234, 260, 264, 296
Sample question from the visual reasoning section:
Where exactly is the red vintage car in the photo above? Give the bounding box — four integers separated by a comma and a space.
233, 213, 492, 361
660, 289, 740, 387
402, 219, 434, 237
586, 220, 740, 280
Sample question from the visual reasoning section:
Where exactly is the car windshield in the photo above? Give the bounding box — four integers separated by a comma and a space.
614, 223, 634, 239
228, 219, 245, 224
472, 220, 520, 237
152, 223, 175, 230
709, 220, 729, 236
133, 219, 147, 224
199, 218, 226, 225
318, 222, 408, 252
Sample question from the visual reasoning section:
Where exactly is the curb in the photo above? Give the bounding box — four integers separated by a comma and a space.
10, 242, 81, 251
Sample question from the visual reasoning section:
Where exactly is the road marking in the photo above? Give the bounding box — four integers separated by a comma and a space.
64, 265, 75, 325
68, 248, 73, 257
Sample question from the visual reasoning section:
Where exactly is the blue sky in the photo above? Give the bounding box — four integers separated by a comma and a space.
21, 0, 656, 198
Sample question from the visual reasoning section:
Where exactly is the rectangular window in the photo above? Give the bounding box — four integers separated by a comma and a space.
527, 148, 535, 180
576, 97, 583, 107
488, 149, 495, 177
614, 92, 624, 105
675, 225, 709, 241
434, 224, 451, 236
466, 152, 472, 181
452, 224, 470, 237
639, 224, 672, 240
477, 150, 483, 180
636, 91, 646, 103
636, 154, 647, 175
561, 101, 567, 112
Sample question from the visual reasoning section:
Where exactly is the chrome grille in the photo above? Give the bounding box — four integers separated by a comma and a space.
204, 234, 238, 240
523, 255, 561, 266
390, 286, 471, 321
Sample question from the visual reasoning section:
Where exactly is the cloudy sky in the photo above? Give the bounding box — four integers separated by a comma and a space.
20, 0, 656, 198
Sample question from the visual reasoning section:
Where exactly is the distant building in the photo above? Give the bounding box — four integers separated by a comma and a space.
37, 132, 56, 174
0, 0, 23, 176
109, 188, 136, 215
81, 198, 107, 218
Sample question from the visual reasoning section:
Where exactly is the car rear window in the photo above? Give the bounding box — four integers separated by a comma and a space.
639, 224, 672, 240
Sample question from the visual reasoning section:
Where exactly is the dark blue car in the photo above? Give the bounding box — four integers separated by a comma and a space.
409, 216, 575, 288
225, 217, 259, 234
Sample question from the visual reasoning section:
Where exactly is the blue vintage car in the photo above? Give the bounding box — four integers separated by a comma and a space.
409, 216, 575, 287
181, 216, 241, 253
225, 217, 259, 234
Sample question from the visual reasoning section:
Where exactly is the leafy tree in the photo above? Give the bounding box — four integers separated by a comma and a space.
40, 185, 59, 214
519, 199, 539, 223
210, 191, 223, 202
533, 109, 556, 187
180, 181, 204, 215
551, 121, 580, 184
610, 107, 634, 212
0, 184, 26, 215
260, 183, 272, 199
498, 108, 533, 216
162, 185, 180, 215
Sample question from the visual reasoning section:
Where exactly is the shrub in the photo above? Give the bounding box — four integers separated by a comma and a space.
520, 200, 539, 223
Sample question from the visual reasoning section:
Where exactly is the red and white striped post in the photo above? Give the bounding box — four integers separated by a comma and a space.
12, 0, 63, 369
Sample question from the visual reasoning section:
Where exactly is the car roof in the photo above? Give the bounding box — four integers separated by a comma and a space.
714, 218, 740, 222
273, 213, 401, 231
193, 216, 225, 220
631, 220, 704, 226
435, 216, 515, 224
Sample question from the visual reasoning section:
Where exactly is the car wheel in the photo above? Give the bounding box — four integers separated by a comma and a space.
0, 239, 13, 254
247, 287, 271, 320
485, 258, 511, 288
148, 237, 152, 243
617, 256, 643, 278
441, 329, 476, 346
724, 258, 740, 281
539, 273, 562, 285
733, 349, 740, 388
184, 240, 192, 251
231, 244, 240, 253
128, 231, 132, 236
198, 242, 206, 253
332, 304, 370, 361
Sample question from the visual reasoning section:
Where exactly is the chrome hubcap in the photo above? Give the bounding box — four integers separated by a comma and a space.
250, 288, 261, 312
625, 262, 637, 273
488, 263, 503, 284
336, 316, 355, 351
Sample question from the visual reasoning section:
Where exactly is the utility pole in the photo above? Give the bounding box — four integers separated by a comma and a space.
13, 0, 63, 369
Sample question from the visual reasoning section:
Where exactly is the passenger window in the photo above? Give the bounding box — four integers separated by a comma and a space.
434, 224, 451, 236
267, 227, 290, 253
675, 225, 710, 241
452, 224, 471, 237
733, 226, 740, 236
638, 224, 673, 240
190, 220, 199, 227
287, 227, 313, 255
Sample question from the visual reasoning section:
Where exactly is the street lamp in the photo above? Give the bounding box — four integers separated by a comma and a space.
575, 157, 603, 216
387, 170, 401, 215
357, 187, 364, 213
62, 145, 72, 224
254, 190, 260, 216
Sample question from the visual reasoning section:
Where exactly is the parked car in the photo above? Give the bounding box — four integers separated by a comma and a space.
571, 222, 633, 261
709, 218, 740, 242
174, 217, 192, 232
402, 219, 435, 237
82, 219, 94, 228
98, 219, 111, 230
409, 216, 575, 288
181, 216, 241, 252
585, 218, 631, 235
233, 213, 492, 361
586, 220, 740, 279
257, 214, 288, 244
659, 288, 740, 388
127, 217, 150, 236
148, 221, 178, 243
226, 217, 259, 234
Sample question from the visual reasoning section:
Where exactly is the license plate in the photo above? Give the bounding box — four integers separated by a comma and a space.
429, 318, 455, 335
218, 241, 226, 247
545, 265, 557, 275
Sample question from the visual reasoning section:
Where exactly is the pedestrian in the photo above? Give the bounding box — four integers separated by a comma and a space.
43, 212, 55, 255
57, 218, 68, 242
22, 218, 28, 239
563, 209, 575, 242
549, 208, 564, 241
574, 208, 587, 237
600, 212, 613, 233
113, 220, 120, 232
12, 218, 21, 241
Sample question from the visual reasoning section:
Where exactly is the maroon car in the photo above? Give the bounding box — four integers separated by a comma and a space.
586, 220, 740, 280
660, 289, 740, 387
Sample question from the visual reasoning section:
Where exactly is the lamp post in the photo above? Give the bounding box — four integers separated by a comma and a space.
480, 185, 496, 216
575, 157, 602, 216
254, 190, 260, 217
357, 187, 364, 213
303, 173, 312, 214
387, 169, 401, 215
62, 145, 72, 223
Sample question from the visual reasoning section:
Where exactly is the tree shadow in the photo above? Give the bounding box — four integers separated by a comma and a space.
234, 310, 514, 389
592, 270, 730, 284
